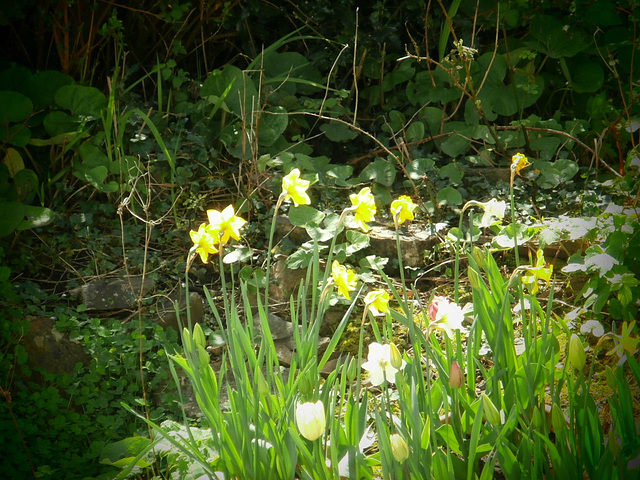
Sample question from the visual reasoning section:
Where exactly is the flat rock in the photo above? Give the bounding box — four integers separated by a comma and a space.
18, 316, 90, 377
155, 290, 205, 331
68, 275, 155, 311
365, 224, 440, 270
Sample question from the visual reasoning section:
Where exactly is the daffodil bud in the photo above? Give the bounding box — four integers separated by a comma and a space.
298, 372, 315, 396
449, 361, 464, 389
345, 356, 358, 381
389, 433, 409, 462
389, 343, 403, 370
193, 323, 206, 349
255, 368, 269, 396
568, 334, 586, 370
481, 393, 501, 426
295, 400, 326, 441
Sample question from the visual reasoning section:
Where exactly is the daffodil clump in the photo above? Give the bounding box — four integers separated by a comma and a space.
189, 204, 246, 263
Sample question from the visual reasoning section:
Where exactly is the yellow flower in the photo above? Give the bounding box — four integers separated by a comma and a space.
331, 260, 357, 300
281, 168, 311, 206
389, 433, 409, 462
390, 195, 417, 226
295, 400, 326, 441
521, 250, 553, 294
207, 204, 246, 245
189, 223, 219, 263
349, 187, 376, 232
364, 289, 390, 316
511, 152, 530, 177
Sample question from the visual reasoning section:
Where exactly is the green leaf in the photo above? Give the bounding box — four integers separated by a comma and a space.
436, 424, 462, 455
527, 15, 588, 58
289, 205, 324, 226
0, 201, 25, 236
201, 65, 258, 119
55, 85, 107, 117
438, 163, 464, 184
0, 90, 33, 124
43, 111, 81, 136
436, 186, 463, 206
100, 436, 152, 466
258, 106, 288, 146
569, 58, 604, 93
405, 121, 425, 142
24, 70, 74, 108
359, 158, 396, 186
14, 168, 39, 203
320, 121, 358, 142
346, 230, 370, 255
17, 205, 55, 230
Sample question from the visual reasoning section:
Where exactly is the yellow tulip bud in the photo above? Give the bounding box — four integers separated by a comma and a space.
389, 433, 410, 462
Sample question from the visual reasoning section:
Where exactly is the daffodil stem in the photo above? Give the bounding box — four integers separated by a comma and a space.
509, 179, 521, 268
263, 195, 284, 309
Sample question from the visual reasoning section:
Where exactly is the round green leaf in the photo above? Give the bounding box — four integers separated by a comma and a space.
289, 205, 324, 226
436, 186, 463, 206
0, 91, 33, 124
55, 85, 107, 117
0, 201, 25, 237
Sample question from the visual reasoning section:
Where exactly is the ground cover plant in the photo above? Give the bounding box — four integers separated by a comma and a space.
1, 0, 639, 479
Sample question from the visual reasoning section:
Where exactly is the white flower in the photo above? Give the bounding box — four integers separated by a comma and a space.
361, 342, 406, 386
580, 320, 604, 338
428, 296, 468, 339
478, 199, 507, 227
295, 400, 326, 441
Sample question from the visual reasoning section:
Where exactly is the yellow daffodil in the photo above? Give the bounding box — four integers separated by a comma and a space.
521, 250, 553, 294
511, 152, 530, 177
605, 321, 639, 358
390, 195, 417, 226
389, 433, 410, 462
207, 204, 246, 245
364, 289, 390, 316
189, 223, 219, 263
331, 260, 357, 300
361, 342, 406, 386
349, 187, 376, 232
295, 400, 326, 441
281, 168, 311, 206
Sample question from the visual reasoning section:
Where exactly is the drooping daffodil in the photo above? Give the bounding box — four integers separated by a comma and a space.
427, 296, 468, 339
361, 342, 406, 386
281, 168, 311, 206
364, 289, 390, 316
331, 260, 358, 300
189, 223, 219, 263
521, 250, 553, 294
207, 204, 246, 245
478, 198, 507, 227
349, 187, 376, 232
511, 152, 530, 177
295, 400, 326, 441
390, 195, 417, 226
